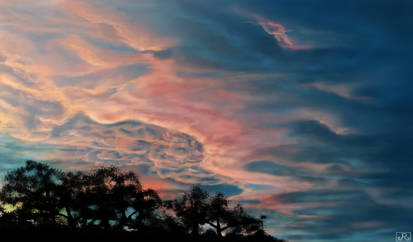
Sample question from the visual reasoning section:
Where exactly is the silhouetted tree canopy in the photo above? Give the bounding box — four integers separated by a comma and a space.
206, 192, 264, 237
0, 161, 65, 226
171, 185, 209, 236
0, 161, 286, 242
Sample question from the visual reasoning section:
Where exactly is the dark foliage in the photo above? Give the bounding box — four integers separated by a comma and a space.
0, 160, 286, 242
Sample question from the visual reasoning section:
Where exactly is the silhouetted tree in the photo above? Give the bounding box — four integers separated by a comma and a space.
224, 204, 263, 236
171, 185, 209, 236
168, 186, 266, 238
0, 204, 6, 227
206, 192, 230, 237
78, 166, 161, 231
0, 162, 162, 231
0, 204, 14, 229
0, 161, 66, 226
57, 171, 86, 229
206, 192, 264, 237
128, 188, 161, 230
0, 161, 286, 241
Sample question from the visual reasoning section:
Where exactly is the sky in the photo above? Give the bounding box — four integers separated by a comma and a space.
0, 0, 412, 241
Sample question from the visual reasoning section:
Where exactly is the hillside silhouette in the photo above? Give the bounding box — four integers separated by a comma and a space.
0, 160, 286, 242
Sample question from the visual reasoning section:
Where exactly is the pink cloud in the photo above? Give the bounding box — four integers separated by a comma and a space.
237, 9, 311, 50
59, 0, 177, 51
0, 1, 341, 216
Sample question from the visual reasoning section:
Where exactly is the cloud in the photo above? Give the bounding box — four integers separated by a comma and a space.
1, 1, 412, 241
236, 9, 311, 50
275, 189, 413, 241
47, 112, 212, 184
0, 85, 64, 132
59, 0, 177, 52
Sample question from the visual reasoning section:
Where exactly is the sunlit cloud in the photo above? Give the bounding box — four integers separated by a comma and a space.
0, 1, 411, 241
59, 0, 177, 52
236, 9, 312, 50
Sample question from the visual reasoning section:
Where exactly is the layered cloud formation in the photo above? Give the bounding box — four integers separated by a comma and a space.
1, 0, 412, 241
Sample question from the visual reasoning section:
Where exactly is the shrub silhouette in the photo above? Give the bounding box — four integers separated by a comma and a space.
0, 161, 286, 242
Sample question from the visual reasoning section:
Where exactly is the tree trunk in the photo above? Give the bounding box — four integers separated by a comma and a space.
216, 218, 223, 237
65, 206, 76, 230
116, 210, 127, 230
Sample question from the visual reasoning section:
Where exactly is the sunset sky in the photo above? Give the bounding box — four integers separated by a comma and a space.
0, 0, 412, 241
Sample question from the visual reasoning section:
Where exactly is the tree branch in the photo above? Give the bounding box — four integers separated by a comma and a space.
127, 210, 138, 220
207, 221, 218, 228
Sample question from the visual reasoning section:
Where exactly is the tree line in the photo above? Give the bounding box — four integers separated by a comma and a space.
0, 160, 285, 241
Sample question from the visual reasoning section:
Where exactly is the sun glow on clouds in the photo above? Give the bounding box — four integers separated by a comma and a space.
0, 0, 250, 183
0, 0, 326, 199
0, 0, 356, 203
1, 1, 411, 241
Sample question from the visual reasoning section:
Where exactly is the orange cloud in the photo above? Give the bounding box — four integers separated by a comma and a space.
0, 1, 336, 216
59, 0, 177, 51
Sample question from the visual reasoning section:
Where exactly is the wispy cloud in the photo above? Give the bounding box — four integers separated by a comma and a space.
236, 9, 312, 50
0, 0, 412, 241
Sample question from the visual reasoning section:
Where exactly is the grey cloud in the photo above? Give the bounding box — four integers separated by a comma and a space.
49, 113, 213, 184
